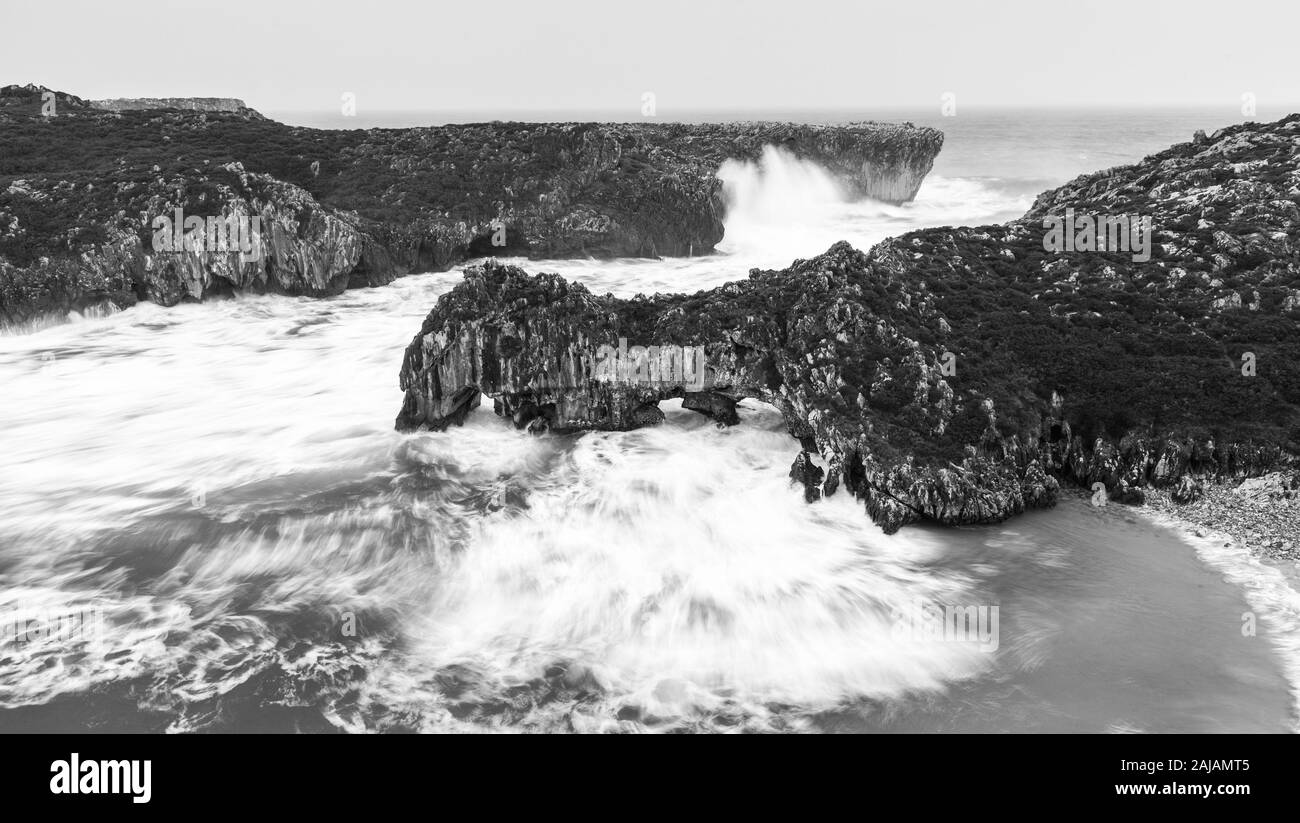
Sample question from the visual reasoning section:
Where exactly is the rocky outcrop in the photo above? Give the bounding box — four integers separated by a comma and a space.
0, 84, 942, 329
0, 83, 90, 113
0, 161, 369, 321
90, 97, 255, 115
696, 122, 942, 202
394, 263, 776, 435
397, 116, 1300, 533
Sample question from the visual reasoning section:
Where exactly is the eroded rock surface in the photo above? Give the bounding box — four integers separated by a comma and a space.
397, 116, 1300, 532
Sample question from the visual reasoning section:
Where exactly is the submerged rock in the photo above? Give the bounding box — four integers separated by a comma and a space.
397, 115, 1300, 532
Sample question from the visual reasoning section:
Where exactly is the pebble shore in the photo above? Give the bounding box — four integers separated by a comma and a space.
1142, 472, 1300, 565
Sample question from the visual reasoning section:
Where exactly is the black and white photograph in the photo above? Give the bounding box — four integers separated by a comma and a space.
0, 0, 1297, 770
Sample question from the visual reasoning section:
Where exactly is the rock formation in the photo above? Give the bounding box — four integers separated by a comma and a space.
90, 97, 255, 114
0, 84, 942, 329
397, 116, 1300, 532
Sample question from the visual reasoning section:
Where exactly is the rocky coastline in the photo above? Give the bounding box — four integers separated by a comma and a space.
0, 83, 942, 330
397, 115, 1300, 533
88, 97, 255, 114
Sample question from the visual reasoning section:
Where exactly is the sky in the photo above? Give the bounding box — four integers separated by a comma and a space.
3, 0, 1298, 114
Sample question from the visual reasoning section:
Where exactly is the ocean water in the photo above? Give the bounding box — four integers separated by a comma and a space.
1, 108, 1297, 733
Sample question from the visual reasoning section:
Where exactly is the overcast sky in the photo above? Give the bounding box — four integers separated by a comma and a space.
4, 0, 1298, 113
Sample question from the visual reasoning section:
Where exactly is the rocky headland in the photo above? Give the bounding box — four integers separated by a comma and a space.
0, 83, 942, 329
397, 115, 1300, 534
89, 97, 256, 114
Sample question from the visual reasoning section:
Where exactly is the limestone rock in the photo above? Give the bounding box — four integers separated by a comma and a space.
396, 115, 1300, 532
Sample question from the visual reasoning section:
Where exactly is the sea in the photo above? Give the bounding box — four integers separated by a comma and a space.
1, 106, 1298, 732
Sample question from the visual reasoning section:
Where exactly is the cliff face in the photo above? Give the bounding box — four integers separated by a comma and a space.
396, 116, 1300, 533
730, 122, 940, 202
648, 121, 943, 203
0, 160, 369, 319
0, 84, 942, 329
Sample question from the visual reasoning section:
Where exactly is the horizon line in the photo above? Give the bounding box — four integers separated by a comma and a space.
260, 102, 1300, 113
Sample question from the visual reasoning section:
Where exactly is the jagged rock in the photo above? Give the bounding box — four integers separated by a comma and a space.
1113, 480, 1146, 506
789, 452, 825, 502
0, 160, 366, 320
1234, 471, 1297, 503
395, 263, 774, 433
397, 115, 1300, 533
1171, 475, 1205, 504
1021, 460, 1060, 507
